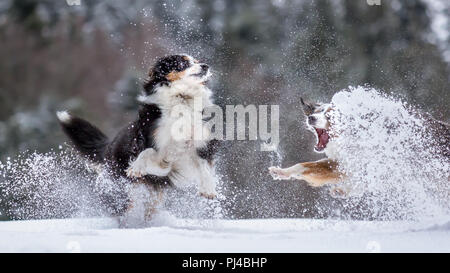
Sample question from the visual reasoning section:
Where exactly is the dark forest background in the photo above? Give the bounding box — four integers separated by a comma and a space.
0, 0, 449, 220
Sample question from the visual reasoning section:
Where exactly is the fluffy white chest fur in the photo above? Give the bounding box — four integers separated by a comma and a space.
129, 79, 218, 196
153, 81, 212, 151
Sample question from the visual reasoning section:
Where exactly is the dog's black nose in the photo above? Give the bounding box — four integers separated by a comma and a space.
308, 116, 316, 124
201, 64, 209, 71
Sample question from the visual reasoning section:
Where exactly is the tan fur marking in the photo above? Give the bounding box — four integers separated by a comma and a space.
300, 159, 344, 187
166, 70, 186, 81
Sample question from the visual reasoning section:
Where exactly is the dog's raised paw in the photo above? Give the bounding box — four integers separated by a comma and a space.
268, 166, 290, 180
126, 166, 144, 178
200, 192, 217, 200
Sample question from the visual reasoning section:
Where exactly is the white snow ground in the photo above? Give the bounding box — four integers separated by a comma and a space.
0, 216, 449, 253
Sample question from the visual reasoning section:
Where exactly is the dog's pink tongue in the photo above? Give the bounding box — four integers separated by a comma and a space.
319, 130, 329, 145
315, 129, 329, 150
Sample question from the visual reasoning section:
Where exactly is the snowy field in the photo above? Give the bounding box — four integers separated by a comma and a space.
0, 216, 449, 253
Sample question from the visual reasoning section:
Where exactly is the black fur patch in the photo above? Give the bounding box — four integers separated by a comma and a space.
143, 55, 191, 94
59, 115, 109, 163
104, 103, 172, 188
197, 139, 221, 164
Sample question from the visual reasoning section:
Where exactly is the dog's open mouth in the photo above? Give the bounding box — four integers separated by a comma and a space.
314, 128, 329, 152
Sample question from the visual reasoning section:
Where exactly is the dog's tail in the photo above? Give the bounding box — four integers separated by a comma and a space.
57, 111, 109, 163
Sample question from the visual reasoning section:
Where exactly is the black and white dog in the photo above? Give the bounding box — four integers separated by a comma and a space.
58, 54, 219, 220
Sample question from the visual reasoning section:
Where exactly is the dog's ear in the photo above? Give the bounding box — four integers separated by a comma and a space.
148, 69, 155, 80
143, 65, 167, 94
300, 97, 315, 116
149, 64, 164, 81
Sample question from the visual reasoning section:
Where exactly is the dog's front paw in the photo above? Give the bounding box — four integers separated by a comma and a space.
126, 164, 145, 178
268, 166, 291, 180
200, 191, 217, 200
199, 183, 218, 200
126, 149, 156, 178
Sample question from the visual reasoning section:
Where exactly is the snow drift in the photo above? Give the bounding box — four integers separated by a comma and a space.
0, 217, 449, 252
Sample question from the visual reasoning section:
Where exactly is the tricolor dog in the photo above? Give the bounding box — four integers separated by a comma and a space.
58, 54, 219, 222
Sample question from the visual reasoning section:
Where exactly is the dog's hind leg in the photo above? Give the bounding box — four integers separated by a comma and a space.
119, 182, 165, 228
269, 159, 344, 187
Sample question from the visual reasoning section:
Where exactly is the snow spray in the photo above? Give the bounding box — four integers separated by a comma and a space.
326, 86, 449, 220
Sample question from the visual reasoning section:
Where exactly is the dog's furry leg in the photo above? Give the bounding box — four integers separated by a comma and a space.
269, 164, 305, 180
119, 182, 165, 228
126, 148, 171, 178
197, 159, 218, 199
195, 139, 220, 199
269, 159, 344, 187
